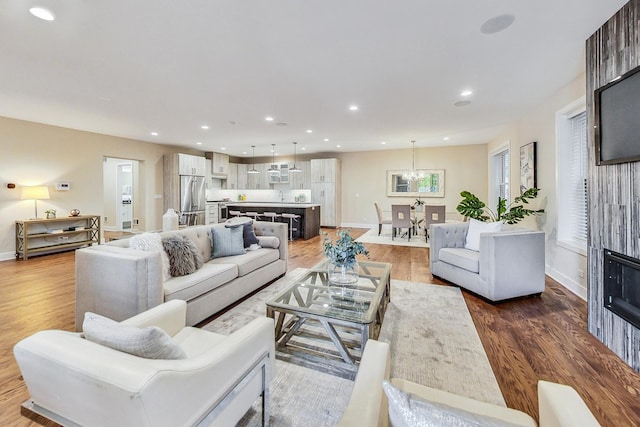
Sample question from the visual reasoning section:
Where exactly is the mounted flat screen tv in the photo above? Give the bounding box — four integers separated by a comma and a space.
595, 64, 640, 165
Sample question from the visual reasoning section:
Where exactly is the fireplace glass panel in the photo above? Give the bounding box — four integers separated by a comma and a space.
604, 249, 640, 329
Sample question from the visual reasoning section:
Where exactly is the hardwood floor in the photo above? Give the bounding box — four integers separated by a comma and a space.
1, 227, 639, 426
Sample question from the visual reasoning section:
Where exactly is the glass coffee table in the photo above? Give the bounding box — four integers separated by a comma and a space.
266, 259, 391, 375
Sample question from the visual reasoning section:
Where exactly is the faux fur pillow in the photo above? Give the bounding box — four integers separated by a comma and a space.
162, 234, 203, 277
129, 233, 171, 280
83, 312, 186, 360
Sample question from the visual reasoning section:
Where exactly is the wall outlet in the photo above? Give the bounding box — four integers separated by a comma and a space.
104, 216, 108, 223
133, 218, 139, 225
578, 269, 584, 278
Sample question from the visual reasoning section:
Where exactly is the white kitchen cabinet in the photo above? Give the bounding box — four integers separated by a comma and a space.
289, 160, 310, 189
211, 152, 229, 178
177, 153, 206, 176
225, 163, 238, 189
236, 164, 248, 190
310, 158, 341, 227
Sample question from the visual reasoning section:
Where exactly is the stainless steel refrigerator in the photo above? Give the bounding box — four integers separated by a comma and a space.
180, 175, 206, 226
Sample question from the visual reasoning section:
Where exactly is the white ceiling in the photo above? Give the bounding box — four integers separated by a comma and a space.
0, 1, 627, 158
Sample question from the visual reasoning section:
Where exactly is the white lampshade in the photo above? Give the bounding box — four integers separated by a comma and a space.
21, 186, 50, 200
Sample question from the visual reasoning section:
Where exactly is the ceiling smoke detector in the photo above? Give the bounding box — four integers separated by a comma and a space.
454, 101, 472, 107
480, 14, 515, 35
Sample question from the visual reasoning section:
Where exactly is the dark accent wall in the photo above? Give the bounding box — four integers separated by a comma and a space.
587, 0, 640, 372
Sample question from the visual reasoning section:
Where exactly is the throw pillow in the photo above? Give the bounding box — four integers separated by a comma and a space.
83, 312, 187, 360
211, 225, 246, 258
162, 234, 203, 277
129, 232, 171, 281
382, 381, 519, 427
225, 217, 261, 248
464, 218, 503, 252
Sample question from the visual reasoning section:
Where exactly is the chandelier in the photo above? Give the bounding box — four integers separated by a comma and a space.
402, 140, 425, 181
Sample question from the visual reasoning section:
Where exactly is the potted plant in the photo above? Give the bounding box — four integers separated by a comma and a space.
413, 198, 425, 212
322, 229, 370, 285
45, 209, 56, 219
456, 187, 544, 224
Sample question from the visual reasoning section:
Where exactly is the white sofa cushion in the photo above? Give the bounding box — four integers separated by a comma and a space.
82, 312, 187, 359
163, 263, 238, 302
439, 247, 480, 273
129, 233, 171, 280
465, 218, 502, 251
383, 380, 520, 427
209, 247, 280, 277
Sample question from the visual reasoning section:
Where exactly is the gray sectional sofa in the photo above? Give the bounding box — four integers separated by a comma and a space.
75, 221, 288, 329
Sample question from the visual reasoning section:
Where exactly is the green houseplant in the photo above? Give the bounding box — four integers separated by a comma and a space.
456, 187, 544, 224
322, 229, 370, 285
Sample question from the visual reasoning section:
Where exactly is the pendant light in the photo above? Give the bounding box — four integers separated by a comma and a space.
268, 143, 280, 174
290, 141, 302, 172
248, 145, 260, 174
402, 140, 425, 181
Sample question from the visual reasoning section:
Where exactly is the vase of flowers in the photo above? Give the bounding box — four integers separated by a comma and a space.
45, 209, 56, 219
322, 229, 370, 286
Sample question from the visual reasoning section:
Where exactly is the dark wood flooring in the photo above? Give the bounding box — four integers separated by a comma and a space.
1, 227, 639, 426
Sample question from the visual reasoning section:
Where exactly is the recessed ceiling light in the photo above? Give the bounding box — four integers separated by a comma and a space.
324, 138, 329, 142
461, 90, 473, 97
221, 147, 226, 151
480, 14, 515, 35
349, 105, 359, 111
150, 132, 159, 136
306, 129, 313, 133
336, 145, 341, 148
454, 101, 471, 107
242, 151, 247, 155
196, 142, 203, 145
443, 137, 450, 141
201, 125, 209, 130
265, 116, 274, 121
301, 147, 306, 151
381, 141, 387, 145
29, 7, 55, 21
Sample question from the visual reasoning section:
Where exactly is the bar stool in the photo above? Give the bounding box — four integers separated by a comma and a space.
281, 213, 300, 241
229, 210, 243, 218
245, 211, 261, 221
262, 212, 280, 222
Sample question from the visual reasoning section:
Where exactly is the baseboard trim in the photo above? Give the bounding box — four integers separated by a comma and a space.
340, 222, 376, 229
0, 251, 16, 262
546, 265, 587, 301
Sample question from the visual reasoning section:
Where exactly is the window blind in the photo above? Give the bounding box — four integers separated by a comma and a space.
568, 111, 587, 241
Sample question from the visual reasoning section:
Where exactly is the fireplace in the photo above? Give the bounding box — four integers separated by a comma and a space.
604, 249, 640, 330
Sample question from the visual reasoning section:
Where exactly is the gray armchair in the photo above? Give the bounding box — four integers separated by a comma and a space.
429, 222, 545, 301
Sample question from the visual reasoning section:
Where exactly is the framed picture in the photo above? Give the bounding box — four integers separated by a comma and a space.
386, 169, 445, 197
519, 141, 537, 194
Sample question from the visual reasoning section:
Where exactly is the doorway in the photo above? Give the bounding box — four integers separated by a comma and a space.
103, 157, 141, 232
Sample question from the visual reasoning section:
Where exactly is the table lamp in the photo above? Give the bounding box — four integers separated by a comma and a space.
21, 186, 50, 219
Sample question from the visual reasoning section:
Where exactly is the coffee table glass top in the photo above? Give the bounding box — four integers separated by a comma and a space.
266, 259, 391, 325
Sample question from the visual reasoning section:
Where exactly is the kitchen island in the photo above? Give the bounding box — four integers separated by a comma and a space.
226, 202, 321, 240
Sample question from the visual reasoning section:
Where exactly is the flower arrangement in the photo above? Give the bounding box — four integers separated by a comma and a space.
322, 229, 370, 269
45, 209, 56, 214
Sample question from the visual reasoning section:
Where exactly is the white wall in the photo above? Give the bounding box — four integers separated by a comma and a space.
487, 73, 588, 299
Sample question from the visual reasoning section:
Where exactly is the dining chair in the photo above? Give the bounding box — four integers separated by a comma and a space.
423, 205, 446, 242
374, 202, 392, 235
391, 204, 412, 241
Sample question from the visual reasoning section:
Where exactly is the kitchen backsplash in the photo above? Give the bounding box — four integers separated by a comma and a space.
207, 188, 311, 203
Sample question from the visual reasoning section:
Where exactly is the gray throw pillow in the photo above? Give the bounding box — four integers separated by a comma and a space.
162, 234, 203, 277
211, 225, 246, 258
83, 312, 187, 360
382, 381, 520, 427
225, 217, 260, 248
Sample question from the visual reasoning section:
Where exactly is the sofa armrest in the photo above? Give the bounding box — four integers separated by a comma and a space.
478, 230, 545, 300
75, 245, 165, 331
336, 340, 391, 427
430, 222, 469, 270
538, 381, 600, 427
120, 299, 187, 337
253, 221, 288, 262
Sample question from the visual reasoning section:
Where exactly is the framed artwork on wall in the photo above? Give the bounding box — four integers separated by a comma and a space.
520, 141, 537, 194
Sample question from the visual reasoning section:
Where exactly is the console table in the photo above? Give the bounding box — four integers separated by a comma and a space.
16, 215, 101, 260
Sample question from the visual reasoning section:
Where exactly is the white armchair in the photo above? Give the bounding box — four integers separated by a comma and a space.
429, 222, 545, 301
14, 300, 274, 427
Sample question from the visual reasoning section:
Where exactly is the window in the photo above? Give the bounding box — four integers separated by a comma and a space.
489, 145, 510, 210
557, 98, 587, 253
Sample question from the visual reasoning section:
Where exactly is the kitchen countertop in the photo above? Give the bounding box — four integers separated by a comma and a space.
225, 202, 320, 208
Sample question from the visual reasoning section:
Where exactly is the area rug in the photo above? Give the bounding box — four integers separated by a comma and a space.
355, 227, 429, 248
203, 268, 504, 426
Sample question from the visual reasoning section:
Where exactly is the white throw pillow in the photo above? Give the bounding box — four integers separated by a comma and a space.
382, 381, 519, 427
83, 312, 187, 360
464, 218, 503, 252
129, 232, 171, 280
